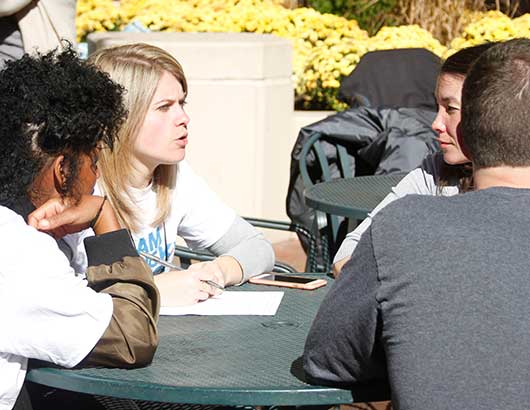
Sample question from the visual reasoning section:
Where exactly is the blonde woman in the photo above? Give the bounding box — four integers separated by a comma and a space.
84, 43, 274, 306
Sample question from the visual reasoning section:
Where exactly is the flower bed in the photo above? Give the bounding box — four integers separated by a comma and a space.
77, 0, 530, 110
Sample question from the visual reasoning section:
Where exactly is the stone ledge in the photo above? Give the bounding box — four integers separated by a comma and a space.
87, 32, 292, 80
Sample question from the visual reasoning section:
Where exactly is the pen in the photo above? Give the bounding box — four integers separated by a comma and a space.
139, 251, 225, 290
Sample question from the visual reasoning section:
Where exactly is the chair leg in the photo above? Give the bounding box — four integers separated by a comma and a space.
310, 213, 331, 273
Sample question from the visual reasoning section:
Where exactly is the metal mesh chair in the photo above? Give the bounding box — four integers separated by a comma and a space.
299, 132, 357, 272
95, 396, 232, 410
174, 217, 319, 273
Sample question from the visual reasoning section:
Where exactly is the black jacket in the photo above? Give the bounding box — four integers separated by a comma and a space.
286, 106, 439, 254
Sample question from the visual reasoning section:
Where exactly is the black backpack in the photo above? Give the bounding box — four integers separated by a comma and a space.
338, 48, 441, 111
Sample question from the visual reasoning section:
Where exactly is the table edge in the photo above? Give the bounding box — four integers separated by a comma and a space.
305, 193, 372, 219
26, 367, 354, 406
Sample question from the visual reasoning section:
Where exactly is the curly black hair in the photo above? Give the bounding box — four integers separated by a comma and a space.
0, 45, 127, 208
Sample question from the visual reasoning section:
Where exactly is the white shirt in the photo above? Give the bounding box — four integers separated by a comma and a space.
128, 161, 237, 273
0, 207, 112, 410
61, 161, 237, 274
65, 160, 273, 280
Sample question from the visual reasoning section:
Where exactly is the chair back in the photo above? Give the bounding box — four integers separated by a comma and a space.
299, 132, 356, 270
299, 132, 354, 187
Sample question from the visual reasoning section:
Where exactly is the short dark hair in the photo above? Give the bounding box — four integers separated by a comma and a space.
0, 45, 127, 208
441, 42, 497, 77
461, 38, 530, 168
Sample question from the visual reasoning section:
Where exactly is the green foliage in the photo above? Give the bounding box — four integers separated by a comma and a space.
305, 0, 399, 35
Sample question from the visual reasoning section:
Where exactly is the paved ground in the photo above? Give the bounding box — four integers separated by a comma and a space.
272, 237, 307, 272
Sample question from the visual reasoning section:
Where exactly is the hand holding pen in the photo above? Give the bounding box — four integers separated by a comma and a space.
141, 252, 225, 307
140, 252, 224, 290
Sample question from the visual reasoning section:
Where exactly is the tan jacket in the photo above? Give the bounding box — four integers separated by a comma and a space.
15, 0, 77, 54
77, 229, 160, 368
82, 256, 160, 368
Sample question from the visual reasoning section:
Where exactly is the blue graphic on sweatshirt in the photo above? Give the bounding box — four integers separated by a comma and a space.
136, 226, 173, 274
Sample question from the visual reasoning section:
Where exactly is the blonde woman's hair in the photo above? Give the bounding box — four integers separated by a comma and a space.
88, 43, 188, 232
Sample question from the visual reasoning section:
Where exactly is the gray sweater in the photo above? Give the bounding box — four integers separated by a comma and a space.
304, 187, 530, 410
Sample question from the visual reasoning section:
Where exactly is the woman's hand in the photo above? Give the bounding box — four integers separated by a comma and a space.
28, 195, 120, 238
154, 268, 222, 307
332, 256, 349, 278
187, 257, 243, 287
186, 260, 227, 289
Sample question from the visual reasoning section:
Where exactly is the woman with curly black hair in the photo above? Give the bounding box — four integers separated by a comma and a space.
0, 47, 163, 410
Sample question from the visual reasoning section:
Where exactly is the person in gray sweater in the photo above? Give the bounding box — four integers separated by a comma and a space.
303, 38, 530, 410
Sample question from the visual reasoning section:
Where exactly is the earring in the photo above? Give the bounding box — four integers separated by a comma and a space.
59, 159, 68, 195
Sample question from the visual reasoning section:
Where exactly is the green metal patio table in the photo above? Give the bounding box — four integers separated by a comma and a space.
304, 174, 406, 220
25, 275, 389, 406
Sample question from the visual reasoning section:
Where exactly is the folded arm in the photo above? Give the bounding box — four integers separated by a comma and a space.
24, 199, 160, 368
207, 216, 275, 285
80, 229, 160, 368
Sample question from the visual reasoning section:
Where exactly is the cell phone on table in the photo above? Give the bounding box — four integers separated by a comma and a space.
248, 273, 327, 290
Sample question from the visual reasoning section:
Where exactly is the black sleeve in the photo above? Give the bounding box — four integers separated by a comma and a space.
84, 229, 138, 267
303, 227, 387, 386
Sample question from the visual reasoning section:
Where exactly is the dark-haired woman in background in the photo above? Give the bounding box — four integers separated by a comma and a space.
333, 42, 496, 274
0, 47, 163, 410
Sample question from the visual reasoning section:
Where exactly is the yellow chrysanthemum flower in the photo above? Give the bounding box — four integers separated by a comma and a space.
76, 1, 530, 109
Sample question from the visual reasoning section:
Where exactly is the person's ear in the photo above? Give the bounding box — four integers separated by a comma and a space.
52, 155, 67, 194
456, 123, 472, 161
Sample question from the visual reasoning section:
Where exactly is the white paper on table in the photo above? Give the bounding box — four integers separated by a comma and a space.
159, 291, 284, 316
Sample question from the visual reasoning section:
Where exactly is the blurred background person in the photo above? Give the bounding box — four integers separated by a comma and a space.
0, 0, 77, 67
